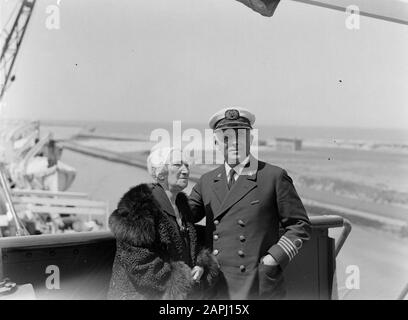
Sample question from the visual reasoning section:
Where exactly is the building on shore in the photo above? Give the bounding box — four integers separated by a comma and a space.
276, 137, 302, 151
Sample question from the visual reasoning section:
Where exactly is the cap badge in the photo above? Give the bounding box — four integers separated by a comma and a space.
225, 109, 240, 120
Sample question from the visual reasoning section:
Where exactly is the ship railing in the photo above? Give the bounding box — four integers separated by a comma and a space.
11, 191, 109, 227
308, 215, 352, 257
0, 214, 352, 299
0, 165, 29, 236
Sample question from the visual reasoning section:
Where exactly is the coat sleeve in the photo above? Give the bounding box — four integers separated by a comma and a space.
117, 242, 193, 299
189, 179, 206, 224
267, 169, 311, 269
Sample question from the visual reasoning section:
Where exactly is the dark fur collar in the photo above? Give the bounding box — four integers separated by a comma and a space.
109, 183, 192, 247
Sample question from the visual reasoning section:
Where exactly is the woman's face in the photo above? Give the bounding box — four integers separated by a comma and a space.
166, 152, 190, 192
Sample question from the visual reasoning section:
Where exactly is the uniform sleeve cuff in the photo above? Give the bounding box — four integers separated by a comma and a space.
268, 244, 290, 270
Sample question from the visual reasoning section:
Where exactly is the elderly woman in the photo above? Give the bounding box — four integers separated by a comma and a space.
108, 147, 219, 300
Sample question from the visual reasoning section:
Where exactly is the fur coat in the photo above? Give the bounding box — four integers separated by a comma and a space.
107, 183, 219, 300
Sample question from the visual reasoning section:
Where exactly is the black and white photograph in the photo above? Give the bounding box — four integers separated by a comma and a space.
0, 0, 407, 305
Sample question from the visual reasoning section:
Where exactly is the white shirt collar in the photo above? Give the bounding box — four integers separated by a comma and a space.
224, 156, 250, 180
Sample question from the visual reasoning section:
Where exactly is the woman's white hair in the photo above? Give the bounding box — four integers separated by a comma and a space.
147, 147, 180, 182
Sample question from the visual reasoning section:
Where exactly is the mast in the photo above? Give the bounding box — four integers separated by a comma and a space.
0, 0, 37, 101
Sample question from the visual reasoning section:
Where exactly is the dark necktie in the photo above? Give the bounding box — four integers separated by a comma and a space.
228, 169, 237, 189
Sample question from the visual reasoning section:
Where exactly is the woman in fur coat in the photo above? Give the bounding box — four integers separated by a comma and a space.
107, 148, 219, 300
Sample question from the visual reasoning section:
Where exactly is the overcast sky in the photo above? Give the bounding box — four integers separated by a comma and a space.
1, 0, 408, 129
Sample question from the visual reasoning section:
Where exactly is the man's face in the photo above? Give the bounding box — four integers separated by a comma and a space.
215, 128, 251, 166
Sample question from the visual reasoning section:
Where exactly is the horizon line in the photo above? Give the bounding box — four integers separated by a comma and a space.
2, 117, 407, 132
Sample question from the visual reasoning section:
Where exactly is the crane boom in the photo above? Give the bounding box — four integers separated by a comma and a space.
0, 0, 37, 101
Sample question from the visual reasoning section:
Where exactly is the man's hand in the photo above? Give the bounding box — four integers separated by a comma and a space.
191, 266, 204, 282
262, 254, 279, 266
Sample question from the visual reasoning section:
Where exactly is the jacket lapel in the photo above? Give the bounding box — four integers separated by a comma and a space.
211, 166, 228, 205
151, 184, 175, 217
214, 158, 259, 220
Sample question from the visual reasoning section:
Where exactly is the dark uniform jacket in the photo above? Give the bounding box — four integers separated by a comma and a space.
189, 157, 311, 299
108, 183, 219, 300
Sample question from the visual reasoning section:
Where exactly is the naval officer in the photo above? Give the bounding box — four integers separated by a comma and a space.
189, 107, 311, 299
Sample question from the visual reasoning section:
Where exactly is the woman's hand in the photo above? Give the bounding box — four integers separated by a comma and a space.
191, 266, 204, 282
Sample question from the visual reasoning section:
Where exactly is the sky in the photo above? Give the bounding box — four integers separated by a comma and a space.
1, 0, 408, 129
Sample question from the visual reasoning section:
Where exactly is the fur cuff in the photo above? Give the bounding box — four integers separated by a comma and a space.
196, 249, 220, 286
162, 261, 193, 300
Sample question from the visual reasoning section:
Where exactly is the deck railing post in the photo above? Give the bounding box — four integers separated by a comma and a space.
0, 166, 29, 236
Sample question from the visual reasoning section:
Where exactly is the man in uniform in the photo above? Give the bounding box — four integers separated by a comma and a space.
189, 107, 311, 299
